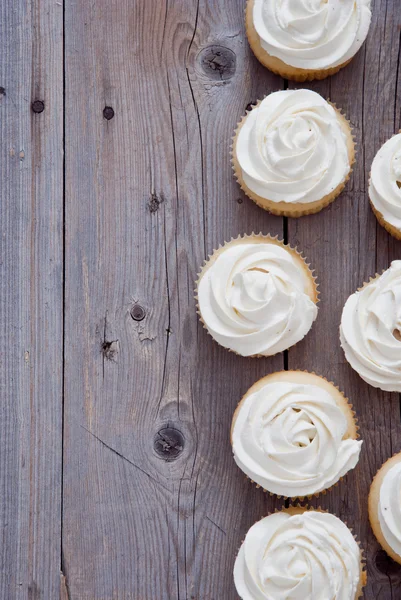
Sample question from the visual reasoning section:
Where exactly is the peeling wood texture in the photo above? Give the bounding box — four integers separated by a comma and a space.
1, 0, 401, 598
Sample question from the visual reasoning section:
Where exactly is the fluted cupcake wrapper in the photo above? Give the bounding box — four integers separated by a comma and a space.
231, 370, 360, 500
368, 451, 401, 565
194, 233, 319, 358
237, 505, 367, 598
231, 97, 356, 217
245, 0, 353, 82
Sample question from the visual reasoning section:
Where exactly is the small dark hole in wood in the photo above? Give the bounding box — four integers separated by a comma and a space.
31, 100, 45, 113
0, 87, 5, 97
102, 340, 119, 361
154, 427, 184, 461
374, 549, 401, 576
246, 101, 257, 112
131, 304, 146, 321
237, 197, 243, 204
148, 193, 164, 213
198, 45, 236, 81
103, 106, 115, 120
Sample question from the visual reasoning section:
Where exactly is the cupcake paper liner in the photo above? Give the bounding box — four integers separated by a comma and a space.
237, 505, 367, 598
231, 99, 356, 217
245, 0, 353, 82
368, 451, 401, 565
231, 370, 360, 500
195, 234, 319, 358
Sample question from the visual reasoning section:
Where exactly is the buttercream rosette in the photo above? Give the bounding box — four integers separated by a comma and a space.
245, 0, 372, 81
234, 506, 366, 600
196, 234, 318, 357
231, 371, 362, 498
232, 89, 355, 217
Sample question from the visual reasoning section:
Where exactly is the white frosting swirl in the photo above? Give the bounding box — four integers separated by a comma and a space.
252, 0, 372, 70
340, 261, 401, 392
232, 378, 362, 497
369, 133, 401, 230
378, 462, 401, 558
234, 510, 361, 600
197, 240, 317, 357
236, 90, 351, 205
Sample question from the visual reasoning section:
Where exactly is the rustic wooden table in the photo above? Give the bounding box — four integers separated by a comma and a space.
1, 0, 401, 598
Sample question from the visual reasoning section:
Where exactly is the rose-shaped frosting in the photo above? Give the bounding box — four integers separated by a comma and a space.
340, 261, 401, 391
232, 378, 362, 497
236, 90, 351, 204
252, 0, 372, 70
369, 133, 401, 230
197, 240, 317, 356
234, 510, 362, 600
378, 462, 401, 558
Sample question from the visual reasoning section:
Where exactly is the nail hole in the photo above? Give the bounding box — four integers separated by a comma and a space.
0, 87, 5, 97
103, 106, 115, 120
131, 304, 146, 321
153, 427, 185, 461
31, 100, 45, 113
236, 197, 243, 204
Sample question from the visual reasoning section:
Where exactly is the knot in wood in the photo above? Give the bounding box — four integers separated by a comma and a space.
102, 340, 119, 361
103, 106, 115, 120
31, 100, 45, 113
154, 427, 184, 461
198, 45, 236, 81
131, 304, 145, 321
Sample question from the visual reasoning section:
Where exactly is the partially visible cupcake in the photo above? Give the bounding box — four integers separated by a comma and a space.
246, 0, 372, 82
340, 261, 401, 392
231, 371, 362, 498
369, 132, 401, 239
369, 453, 401, 565
234, 507, 366, 599
233, 89, 355, 217
196, 234, 318, 357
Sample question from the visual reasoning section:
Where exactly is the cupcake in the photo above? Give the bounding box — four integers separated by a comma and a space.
369, 452, 401, 565
232, 89, 355, 217
234, 507, 366, 599
369, 132, 401, 239
246, 0, 372, 82
340, 261, 401, 392
231, 371, 362, 498
196, 234, 318, 357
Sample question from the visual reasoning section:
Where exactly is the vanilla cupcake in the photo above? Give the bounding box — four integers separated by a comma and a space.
246, 0, 372, 82
231, 371, 362, 498
233, 89, 355, 217
369, 453, 401, 565
369, 133, 401, 239
234, 507, 366, 599
340, 261, 401, 392
196, 235, 318, 357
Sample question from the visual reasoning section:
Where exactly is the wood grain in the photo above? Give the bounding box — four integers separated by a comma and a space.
0, 0, 63, 598
2, 0, 401, 598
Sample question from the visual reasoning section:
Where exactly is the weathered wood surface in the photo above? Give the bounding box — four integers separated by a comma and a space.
0, 0, 64, 598
1, 0, 401, 597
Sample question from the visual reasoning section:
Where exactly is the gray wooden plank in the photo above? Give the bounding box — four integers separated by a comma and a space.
287, 1, 401, 597
63, 0, 287, 597
0, 0, 63, 598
